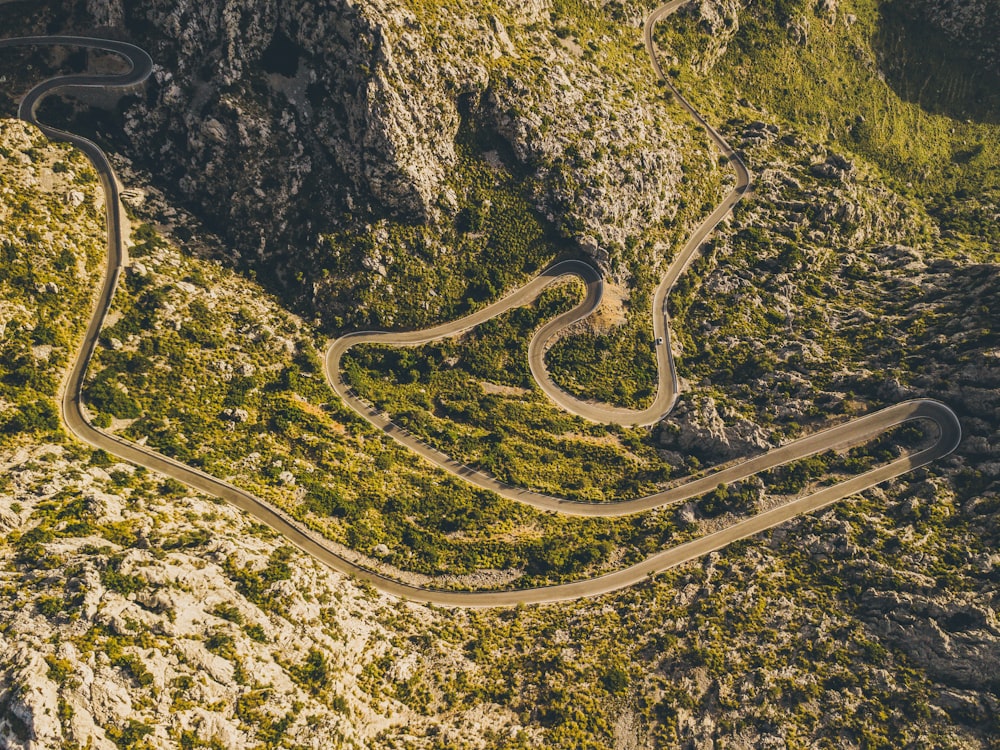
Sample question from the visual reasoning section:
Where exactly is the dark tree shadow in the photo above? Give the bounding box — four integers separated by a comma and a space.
874, 0, 1000, 125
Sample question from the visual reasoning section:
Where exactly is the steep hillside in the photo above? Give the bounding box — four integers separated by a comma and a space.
1, 0, 999, 746
3, 0, 723, 332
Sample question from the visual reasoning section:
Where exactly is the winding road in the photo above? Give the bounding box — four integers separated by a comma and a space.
329, 0, 751, 428
2, 3, 961, 606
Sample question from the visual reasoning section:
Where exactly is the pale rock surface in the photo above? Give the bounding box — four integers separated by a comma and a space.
659, 395, 771, 462
0, 648, 62, 749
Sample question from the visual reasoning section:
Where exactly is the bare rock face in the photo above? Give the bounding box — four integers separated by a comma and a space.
860, 590, 1000, 693
0, 446, 525, 749
675, 0, 744, 74
94, 0, 490, 261
810, 152, 854, 181
0, 648, 62, 749
483, 62, 685, 271
659, 395, 771, 462
49, 0, 693, 290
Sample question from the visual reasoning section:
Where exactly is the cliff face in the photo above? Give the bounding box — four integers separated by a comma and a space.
68, 0, 693, 291
89, 0, 485, 257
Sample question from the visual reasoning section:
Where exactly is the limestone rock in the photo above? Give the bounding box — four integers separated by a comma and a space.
913, 0, 1000, 73
0, 648, 63, 749
860, 589, 1000, 692
659, 396, 772, 462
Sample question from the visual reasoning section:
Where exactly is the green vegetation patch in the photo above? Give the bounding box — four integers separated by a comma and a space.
543, 168, 728, 409
0, 121, 104, 445
655, 0, 1000, 255
85, 223, 699, 585
315, 108, 557, 331
344, 280, 675, 502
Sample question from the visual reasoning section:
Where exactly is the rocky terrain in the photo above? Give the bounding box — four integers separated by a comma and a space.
0, 121, 527, 749
2, 110, 1000, 747
4, 0, 711, 323
2, 0, 1000, 746
0, 444, 505, 749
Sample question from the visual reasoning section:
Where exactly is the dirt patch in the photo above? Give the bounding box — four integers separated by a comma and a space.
291, 393, 345, 431
561, 431, 651, 464
109, 416, 136, 432
479, 380, 530, 397
479, 523, 547, 545
588, 280, 629, 334
561, 431, 622, 446
102, 310, 121, 329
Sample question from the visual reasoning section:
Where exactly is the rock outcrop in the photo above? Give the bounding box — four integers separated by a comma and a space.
659, 395, 771, 462
115, 0, 484, 254
18, 0, 694, 295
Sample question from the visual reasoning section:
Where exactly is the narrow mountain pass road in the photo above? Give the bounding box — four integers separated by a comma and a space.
328, 0, 750, 429
4, 3, 962, 606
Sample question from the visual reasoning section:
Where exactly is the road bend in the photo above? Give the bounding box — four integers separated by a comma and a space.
5, 5, 961, 606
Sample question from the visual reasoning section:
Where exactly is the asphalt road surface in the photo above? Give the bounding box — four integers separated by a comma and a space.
3, 5, 961, 606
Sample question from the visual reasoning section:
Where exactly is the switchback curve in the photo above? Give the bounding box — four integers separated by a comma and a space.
4, 5, 961, 606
